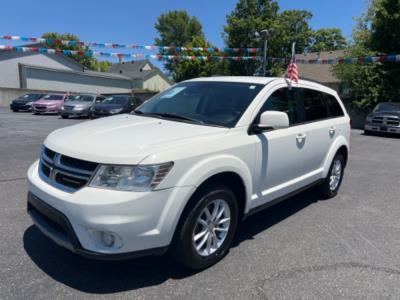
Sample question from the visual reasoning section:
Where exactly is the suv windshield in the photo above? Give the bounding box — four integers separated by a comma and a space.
373, 102, 400, 113
134, 81, 264, 127
67, 95, 94, 102
43, 95, 64, 101
102, 96, 129, 105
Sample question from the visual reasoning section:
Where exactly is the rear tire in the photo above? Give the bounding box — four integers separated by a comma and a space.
170, 184, 239, 269
12, 108, 18, 112
319, 153, 345, 199
61, 115, 68, 119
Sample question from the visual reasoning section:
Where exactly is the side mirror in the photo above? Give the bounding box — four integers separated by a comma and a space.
256, 111, 289, 132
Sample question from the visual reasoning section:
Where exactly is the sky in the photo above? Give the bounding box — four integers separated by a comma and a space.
0, 0, 368, 66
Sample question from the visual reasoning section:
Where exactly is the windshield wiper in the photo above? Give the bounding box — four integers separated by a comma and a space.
133, 111, 204, 124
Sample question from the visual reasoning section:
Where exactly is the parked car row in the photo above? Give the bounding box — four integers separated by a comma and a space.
10, 93, 144, 119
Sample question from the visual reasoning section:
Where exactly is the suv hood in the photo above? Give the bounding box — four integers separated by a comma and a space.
369, 111, 400, 118
64, 101, 93, 107
34, 100, 64, 106
13, 98, 32, 104
44, 114, 228, 165
93, 103, 124, 111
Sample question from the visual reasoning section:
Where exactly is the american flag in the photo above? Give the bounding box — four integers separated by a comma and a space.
288, 42, 298, 83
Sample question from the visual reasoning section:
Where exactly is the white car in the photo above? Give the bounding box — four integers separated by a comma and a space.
27, 77, 350, 269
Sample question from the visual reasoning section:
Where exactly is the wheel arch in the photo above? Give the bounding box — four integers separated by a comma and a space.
169, 154, 253, 237
322, 136, 349, 178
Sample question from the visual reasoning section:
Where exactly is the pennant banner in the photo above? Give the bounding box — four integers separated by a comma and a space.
0, 35, 260, 53
0, 45, 261, 61
1, 44, 400, 64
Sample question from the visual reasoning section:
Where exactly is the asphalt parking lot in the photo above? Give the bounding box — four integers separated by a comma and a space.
1, 107, 400, 299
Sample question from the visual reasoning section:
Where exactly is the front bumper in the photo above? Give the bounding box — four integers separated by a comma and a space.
10, 103, 32, 110
27, 192, 168, 259
33, 107, 59, 114
60, 108, 90, 117
91, 112, 113, 118
27, 161, 195, 259
365, 123, 400, 134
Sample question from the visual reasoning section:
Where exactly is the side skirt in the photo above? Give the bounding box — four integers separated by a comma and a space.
244, 179, 323, 219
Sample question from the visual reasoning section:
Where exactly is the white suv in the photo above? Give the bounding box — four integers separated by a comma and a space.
27, 77, 350, 269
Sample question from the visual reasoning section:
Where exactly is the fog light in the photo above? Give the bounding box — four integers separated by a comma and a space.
88, 229, 123, 249
101, 232, 115, 247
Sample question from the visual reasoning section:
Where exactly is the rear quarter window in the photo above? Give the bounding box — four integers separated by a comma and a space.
324, 94, 344, 117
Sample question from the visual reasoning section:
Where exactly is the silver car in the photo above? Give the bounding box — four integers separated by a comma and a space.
59, 94, 105, 119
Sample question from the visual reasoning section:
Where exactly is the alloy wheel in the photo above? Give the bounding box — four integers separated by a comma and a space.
329, 159, 342, 191
192, 199, 231, 257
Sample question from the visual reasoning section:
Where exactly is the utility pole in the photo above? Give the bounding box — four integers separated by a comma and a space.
255, 29, 275, 77
263, 38, 268, 77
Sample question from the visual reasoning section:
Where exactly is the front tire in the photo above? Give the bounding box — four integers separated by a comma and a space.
171, 184, 239, 269
319, 153, 345, 199
61, 115, 68, 119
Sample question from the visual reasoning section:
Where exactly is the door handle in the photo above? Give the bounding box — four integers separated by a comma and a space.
296, 133, 307, 141
329, 126, 336, 135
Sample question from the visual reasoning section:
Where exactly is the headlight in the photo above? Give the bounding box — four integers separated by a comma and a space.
89, 162, 174, 191
60, 106, 65, 110
110, 108, 123, 114
26, 102, 33, 106
366, 115, 373, 122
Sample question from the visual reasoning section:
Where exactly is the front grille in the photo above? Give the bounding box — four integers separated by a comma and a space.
39, 147, 98, 192
34, 105, 47, 111
63, 106, 74, 111
372, 117, 383, 124
387, 120, 400, 126
371, 116, 400, 126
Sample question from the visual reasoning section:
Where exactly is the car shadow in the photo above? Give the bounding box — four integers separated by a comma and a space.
23, 189, 321, 294
363, 132, 400, 139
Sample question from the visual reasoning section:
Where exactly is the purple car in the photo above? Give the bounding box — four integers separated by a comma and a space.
32, 94, 68, 115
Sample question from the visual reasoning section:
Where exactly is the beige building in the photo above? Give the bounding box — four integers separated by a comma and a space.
296, 50, 347, 94
108, 60, 172, 92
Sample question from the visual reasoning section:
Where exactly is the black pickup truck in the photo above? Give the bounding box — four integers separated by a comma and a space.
364, 102, 400, 135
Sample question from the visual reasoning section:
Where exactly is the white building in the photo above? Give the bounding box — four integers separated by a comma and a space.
0, 47, 170, 107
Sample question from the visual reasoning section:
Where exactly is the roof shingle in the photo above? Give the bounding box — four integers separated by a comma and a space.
295, 50, 348, 84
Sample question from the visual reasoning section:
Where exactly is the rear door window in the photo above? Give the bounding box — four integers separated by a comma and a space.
301, 89, 329, 122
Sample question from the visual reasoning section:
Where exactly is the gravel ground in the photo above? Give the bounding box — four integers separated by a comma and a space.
1, 108, 400, 299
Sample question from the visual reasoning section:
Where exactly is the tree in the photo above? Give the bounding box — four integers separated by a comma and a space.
41, 32, 97, 70
155, 10, 204, 47
165, 36, 230, 82
90, 60, 112, 72
309, 28, 347, 52
332, 46, 388, 109
223, 0, 280, 75
370, 0, 400, 53
369, 0, 400, 102
332, 0, 400, 110
223, 1, 315, 76
275, 10, 313, 54
155, 10, 229, 82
